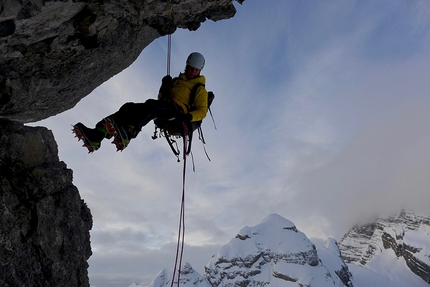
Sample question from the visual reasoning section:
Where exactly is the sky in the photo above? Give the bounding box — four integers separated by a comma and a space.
32, 1, 430, 286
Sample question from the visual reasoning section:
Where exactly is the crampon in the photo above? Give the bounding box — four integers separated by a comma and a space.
105, 119, 130, 152
72, 123, 100, 153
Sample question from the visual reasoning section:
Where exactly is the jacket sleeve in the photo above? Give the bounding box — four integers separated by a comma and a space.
188, 86, 208, 122
158, 83, 167, 100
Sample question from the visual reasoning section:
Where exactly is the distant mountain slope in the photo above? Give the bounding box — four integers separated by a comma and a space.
136, 212, 430, 287
144, 214, 353, 287
338, 211, 430, 284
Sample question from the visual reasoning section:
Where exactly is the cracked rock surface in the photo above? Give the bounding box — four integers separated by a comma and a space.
0, 0, 239, 123
0, 121, 92, 287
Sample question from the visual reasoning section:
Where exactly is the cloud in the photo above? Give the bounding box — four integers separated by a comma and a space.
287, 53, 430, 238
89, 240, 222, 287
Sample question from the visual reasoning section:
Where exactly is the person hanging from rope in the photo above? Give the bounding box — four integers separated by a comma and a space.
73, 52, 209, 152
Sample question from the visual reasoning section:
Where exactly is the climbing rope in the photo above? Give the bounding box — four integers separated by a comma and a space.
166, 33, 188, 287
171, 146, 187, 287
167, 34, 172, 76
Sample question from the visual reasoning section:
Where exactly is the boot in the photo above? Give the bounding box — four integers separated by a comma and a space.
72, 122, 105, 153
104, 118, 136, 151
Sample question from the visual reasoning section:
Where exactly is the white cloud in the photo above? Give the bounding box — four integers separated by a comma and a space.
288, 54, 430, 238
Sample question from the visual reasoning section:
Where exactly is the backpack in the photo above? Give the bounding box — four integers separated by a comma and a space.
153, 83, 215, 160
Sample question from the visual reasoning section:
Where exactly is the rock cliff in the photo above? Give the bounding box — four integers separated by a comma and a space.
0, 121, 92, 286
0, 0, 242, 286
338, 211, 430, 284
1, 0, 240, 123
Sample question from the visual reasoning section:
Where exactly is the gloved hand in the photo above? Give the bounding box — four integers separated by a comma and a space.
175, 112, 192, 122
162, 75, 172, 84
159, 75, 172, 99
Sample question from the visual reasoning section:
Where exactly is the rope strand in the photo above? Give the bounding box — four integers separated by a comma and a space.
167, 33, 188, 287
170, 134, 187, 287
167, 34, 172, 76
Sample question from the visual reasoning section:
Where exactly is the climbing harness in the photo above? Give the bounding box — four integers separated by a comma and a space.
153, 84, 215, 166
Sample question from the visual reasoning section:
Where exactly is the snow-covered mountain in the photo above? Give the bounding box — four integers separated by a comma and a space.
338, 211, 430, 286
141, 263, 211, 287
139, 214, 352, 287
205, 214, 352, 287
131, 212, 430, 287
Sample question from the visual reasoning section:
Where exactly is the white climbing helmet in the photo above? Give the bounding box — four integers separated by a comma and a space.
186, 52, 205, 70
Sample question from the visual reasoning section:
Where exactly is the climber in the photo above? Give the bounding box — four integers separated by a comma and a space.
73, 52, 209, 152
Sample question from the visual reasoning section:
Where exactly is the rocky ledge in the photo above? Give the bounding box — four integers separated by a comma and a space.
0, 120, 92, 286
0, 0, 241, 123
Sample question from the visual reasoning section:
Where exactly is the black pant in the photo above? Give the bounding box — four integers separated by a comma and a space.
96, 99, 178, 134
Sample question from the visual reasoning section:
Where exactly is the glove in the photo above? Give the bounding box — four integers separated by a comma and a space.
175, 112, 192, 122
160, 75, 172, 99
162, 75, 172, 84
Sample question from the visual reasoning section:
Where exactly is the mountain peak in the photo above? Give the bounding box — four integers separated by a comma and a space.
205, 214, 351, 287
261, 213, 296, 229
145, 214, 352, 287
143, 212, 430, 287
227, 213, 315, 264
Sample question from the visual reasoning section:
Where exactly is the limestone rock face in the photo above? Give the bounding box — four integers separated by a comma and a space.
381, 230, 430, 283
0, 0, 239, 123
338, 211, 430, 284
0, 120, 93, 287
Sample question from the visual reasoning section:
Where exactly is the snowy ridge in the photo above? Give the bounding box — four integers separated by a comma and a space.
144, 263, 211, 287
131, 212, 430, 287
338, 211, 430, 284
205, 214, 350, 287
139, 214, 352, 287
318, 239, 354, 287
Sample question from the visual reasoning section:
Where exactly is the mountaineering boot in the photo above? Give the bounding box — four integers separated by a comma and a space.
95, 120, 113, 140
72, 122, 105, 153
104, 118, 136, 151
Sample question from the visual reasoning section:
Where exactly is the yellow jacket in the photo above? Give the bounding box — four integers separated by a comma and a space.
159, 73, 208, 122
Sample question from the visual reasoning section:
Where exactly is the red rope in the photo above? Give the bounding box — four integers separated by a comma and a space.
170, 142, 187, 287
167, 33, 188, 287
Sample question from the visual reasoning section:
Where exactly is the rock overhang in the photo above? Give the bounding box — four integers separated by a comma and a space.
0, 0, 242, 123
